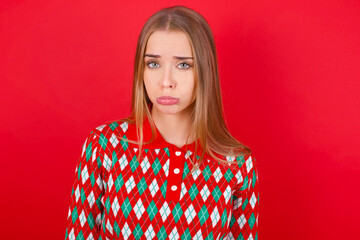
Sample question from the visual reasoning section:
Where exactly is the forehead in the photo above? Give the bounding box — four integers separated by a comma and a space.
145, 30, 193, 56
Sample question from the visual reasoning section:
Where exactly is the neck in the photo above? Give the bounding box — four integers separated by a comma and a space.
150, 107, 195, 148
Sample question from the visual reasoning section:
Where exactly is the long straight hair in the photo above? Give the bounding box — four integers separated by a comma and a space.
116, 5, 251, 179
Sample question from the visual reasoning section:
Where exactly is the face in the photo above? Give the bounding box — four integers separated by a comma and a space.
143, 30, 196, 118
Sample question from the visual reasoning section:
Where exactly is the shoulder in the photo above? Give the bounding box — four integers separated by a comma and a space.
89, 118, 133, 139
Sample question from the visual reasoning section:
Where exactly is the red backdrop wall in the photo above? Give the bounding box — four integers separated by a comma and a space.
1, 0, 359, 239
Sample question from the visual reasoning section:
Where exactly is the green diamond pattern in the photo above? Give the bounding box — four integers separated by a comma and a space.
204, 232, 214, 240
181, 228, 191, 240
121, 197, 132, 219
157, 226, 168, 240
202, 165, 212, 182
242, 198, 249, 211
109, 122, 119, 131
152, 157, 162, 176
77, 162, 81, 180
76, 231, 85, 240
160, 180, 167, 199
85, 142, 92, 162
120, 135, 129, 151
112, 151, 118, 169
105, 196, 111, 214
87, 212, 95, 230
188, 183, 199, 201
212, 186, 222, 203
71, 206, 78, 224
248, 213, 256, 229
133, 223, 144, 240
198, 205, 209, 226
130, 155, 139, 173
113, 221, 120, 237
182, 162, 190, 179
164, 147, 170, 157
146, 200, 158, 221
96, 156, 102, 169
99, 134, 108, 150
80, 188, 86, 204
137, 177, 147, 195
221, 208, 227, 227
172, 202, 183, 223
252, 169, 257, 188
90, 173, 95, 187
240, 176, 249, 190
224, 169, 234, 183
115, 174, 124, 193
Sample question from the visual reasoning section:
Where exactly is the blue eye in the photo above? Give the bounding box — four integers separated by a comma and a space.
147, 61, 159, 69
178, 62, 191, 69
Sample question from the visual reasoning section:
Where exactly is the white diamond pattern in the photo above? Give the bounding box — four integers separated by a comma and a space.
200, 185, 210, 201
79, 210, 86, 227
184, 204, 196, 224
87, 191, 95, 208
81, 166, 89, 184
169, 227, 180, 240
185, 150, 193, 159
92, 146, 97, 162
145, 225, 155, 239
121, 222, 131, 239
224, 185, 232, 204
125, 176, 135, 194
103, 153, 111, 172
194, 229, 203, 240
133, 199, 145, 220
75, 185, 80, 203
120, 153, 128, 170
210, 206, 220, 227
238, 214, 247, 229
180, 182, 187, 200
235, 170, 243, 184
120, 122, 128, 132
163, 159, 169, 177
149, 178, 159, 197
214, 167, 223, 183
107, 174, 114, 192
95, 125, 106, 131
246, 156, 253, 173
109, 133, 119, 148
250, 192, 257, 209
159, 202, 171, 222
112, 196, 120, 216
140, 156, 150, 174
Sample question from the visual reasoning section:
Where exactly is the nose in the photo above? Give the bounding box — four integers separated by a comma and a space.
161, 66, 176, 89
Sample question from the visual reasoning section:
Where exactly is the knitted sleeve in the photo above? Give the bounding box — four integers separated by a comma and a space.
64, 129, 105, 240
229, 154, 259, 239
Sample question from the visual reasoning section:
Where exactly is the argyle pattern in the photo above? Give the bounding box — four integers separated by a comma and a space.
65, 119, 259, 240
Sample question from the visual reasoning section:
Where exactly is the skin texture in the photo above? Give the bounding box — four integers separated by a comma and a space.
143, 30, 196, 148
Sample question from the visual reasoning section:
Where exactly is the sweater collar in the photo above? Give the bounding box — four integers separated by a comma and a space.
125, 113, 205, 157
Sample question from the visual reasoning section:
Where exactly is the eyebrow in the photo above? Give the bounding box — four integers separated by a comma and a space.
144, 54, 193, 60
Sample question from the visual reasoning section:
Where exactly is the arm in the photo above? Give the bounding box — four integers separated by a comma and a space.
64, 129, 105, 240
229, 154, 259, 239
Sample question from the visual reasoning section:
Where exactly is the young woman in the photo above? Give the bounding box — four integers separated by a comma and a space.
65, 5, 259, 240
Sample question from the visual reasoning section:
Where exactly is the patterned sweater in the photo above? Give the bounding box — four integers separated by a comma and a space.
64, 115, 259, 240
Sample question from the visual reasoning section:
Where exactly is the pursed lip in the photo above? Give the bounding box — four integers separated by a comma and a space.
157, 96, 178, 100
156, 95, 180, 105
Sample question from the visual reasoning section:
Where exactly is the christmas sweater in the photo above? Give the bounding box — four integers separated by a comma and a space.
64, 115, 259, 240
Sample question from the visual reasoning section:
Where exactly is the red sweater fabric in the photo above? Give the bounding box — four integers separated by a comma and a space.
65, 115, 259, 240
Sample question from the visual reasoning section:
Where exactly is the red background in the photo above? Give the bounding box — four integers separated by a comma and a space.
1, 0, 359, 239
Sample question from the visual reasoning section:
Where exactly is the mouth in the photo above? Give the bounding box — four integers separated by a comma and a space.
156, 96, 179, 105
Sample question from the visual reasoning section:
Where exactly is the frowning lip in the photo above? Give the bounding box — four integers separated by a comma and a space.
156, 96, 179, 105
158, 96, 178, 100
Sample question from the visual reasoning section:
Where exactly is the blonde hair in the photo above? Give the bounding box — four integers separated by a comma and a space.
113, 5, 251, 180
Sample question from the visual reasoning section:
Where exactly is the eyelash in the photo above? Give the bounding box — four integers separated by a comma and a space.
145, 61, 192, 69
